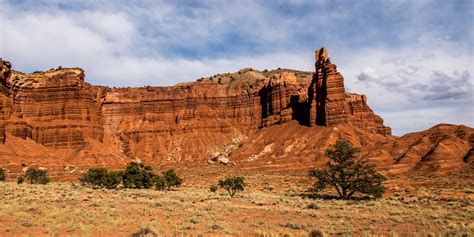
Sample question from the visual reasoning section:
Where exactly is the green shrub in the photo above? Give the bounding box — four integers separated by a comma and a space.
17, 176, 24, 184
104, 171, 122, 189
308, 139, 386, 199
79, 168, 122, 189
210, 185, 218, 192
218, 176, 245, 197
24, 168, 50, 185
0, 168, 5, 181
122, 162, 155, 189
162, 169, 182, 190
78, 163, 183, 191
151, 175, 165, 190
80, 168, 107, 187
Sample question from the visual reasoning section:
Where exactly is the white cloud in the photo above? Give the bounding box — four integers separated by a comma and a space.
411, 71, 472, 100
330, 46, 473, 135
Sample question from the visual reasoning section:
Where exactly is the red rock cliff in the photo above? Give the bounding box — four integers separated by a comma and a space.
0, 48, 392, 169
3, 67, 103, 148
0, 58, 12, 144
308, 48, 391, 135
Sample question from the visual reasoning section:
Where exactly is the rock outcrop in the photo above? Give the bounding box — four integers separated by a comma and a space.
307, 48, 391, 135
346, 93, 392, 136
1, 59, 13, 144
5, 68, 103, 148
5, 48, 469, 177
309, 47, 350, 126
259, 71, 310, 127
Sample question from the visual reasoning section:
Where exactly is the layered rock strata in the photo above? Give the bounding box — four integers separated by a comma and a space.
259, 71, 309, 127
0, 48, 392, 167
4, 69, 103, 148
346, 93, 392, 136
310, 47, 349, 126
0, 59, 12, 144
307, 48, 391, 135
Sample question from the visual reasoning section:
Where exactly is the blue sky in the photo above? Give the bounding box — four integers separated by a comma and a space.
0, 0, 472, 135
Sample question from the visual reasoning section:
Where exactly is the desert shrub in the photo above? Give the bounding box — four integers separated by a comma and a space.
151, 175, 165, 190
162, 169, 182, 190
210, 185, 218, 192
80, 168, 122, 189
24, 168, 50, 185
78, 163, 182, 191
80, 168, 107, 187
218, 176, 245, 197
0, 168, 5, 181
308, 229, 325, 237
308, 140, 386, 199
103, 171, 122, 189
130, 227, 157, 237
122, 162, 155, 189
281, 222, 307, 230
17, 176, 24, 184
150, 169, 182, 191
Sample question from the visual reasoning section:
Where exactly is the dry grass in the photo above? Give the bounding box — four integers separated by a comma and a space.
0, 170, 472, 236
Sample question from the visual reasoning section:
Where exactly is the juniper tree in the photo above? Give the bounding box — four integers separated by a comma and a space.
218, 176, 245, 197
309, 140, 386, 199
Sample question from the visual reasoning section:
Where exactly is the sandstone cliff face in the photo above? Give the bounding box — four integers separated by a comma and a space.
100, 81, 262, 163
307, 48, 391, 135
346, 93, 392, 136
310, 48, 349, 126
259, 71, 310, 127
5, 69, 103, 148
0, 59, 13, 144
98, 69, 314, 163
6, 48, 451, 177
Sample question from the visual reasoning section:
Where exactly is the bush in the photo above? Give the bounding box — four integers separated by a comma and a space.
81, 168, 122, 189
17, 176, 24, 184
78, 163, 183, 191
122, 162, 155, 189
104, 171, 123, 189
218, 176, 245, 197
151, 175, 165, 190
130, 227, 157, 237
0, 168, 5, 181
80, 168, 107, 187
79, 168, 122, 189
162, 169, 182, 190
210, 185, 218, 192
308, 140, 386, 199
24, 168, 50, 185
308, 229, 325, 237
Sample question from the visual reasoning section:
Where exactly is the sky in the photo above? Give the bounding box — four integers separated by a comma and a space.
0, 0, 472, 136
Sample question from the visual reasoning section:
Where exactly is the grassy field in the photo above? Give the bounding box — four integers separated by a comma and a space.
0, 170, 472, 236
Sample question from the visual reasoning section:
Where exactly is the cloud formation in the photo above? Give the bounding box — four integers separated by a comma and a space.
0, 0, 472, 135
357, 67, 472, 101
411, 71, 472, 101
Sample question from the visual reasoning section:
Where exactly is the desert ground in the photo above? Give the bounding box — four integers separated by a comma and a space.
0, 165, 472, 236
